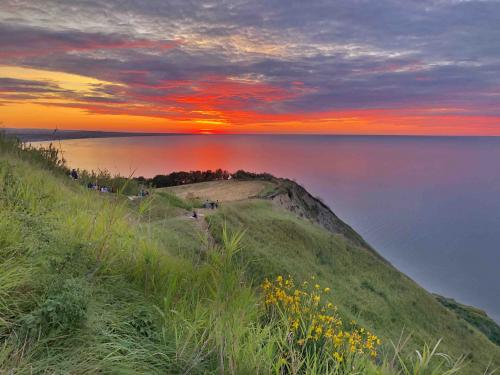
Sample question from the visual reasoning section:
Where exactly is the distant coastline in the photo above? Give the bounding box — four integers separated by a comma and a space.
2, 128, 186, 142
3, 128, 500, 142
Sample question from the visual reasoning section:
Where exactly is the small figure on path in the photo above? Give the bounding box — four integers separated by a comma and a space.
70, 169, 79, 179
192, 210, 198, 219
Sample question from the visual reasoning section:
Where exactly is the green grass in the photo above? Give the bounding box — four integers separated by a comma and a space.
435, 294, 500, 347
0, 150, 266, 373
156, 190, 203, 211
206, 199, 500, 373
1, 133, 499, 374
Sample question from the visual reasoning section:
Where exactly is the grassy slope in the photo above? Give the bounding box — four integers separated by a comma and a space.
205, 199, 500, 372
0, 154, 190, 372
1, 144, 499, 373
435, 294, 500, 346
1, 149, 283, 374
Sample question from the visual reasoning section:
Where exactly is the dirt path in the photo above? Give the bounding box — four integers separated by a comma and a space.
183, 208, 216, 253
162, 180, 275, 255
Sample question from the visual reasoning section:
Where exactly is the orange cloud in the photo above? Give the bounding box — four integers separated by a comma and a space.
2, 66, 500, 136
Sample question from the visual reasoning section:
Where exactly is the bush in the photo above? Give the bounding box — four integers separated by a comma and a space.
79, 169, 142, 195
148, 169, 231, 187
21, 278, 89, 337
232, 170, 275, 181
0, 132, 68, 174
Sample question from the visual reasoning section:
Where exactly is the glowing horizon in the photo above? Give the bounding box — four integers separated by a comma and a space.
1, 1, 500, 135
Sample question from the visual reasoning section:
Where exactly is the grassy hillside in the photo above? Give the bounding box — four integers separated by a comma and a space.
205, 199, 500, 369
435, 294, 500, 346
1, 135, 499, 374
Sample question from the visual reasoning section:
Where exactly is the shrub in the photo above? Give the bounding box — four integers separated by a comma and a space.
232, 170, 275, 181
21, 278, 89, 337
0, 132, 67, 174
79, 169, 142, 195
149, 169, 231, 188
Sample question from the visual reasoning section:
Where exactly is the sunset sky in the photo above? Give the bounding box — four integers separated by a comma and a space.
1, 1, 500, 135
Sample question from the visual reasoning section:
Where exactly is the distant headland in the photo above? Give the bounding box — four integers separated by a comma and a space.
2, 128, 185, 142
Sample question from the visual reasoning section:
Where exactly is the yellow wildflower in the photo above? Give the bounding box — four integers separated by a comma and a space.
262, 275, 380, 366
333, 352, 343, 363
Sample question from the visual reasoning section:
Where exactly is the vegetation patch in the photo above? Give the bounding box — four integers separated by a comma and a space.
435, 294, 500, 346
21, 278, 90, 337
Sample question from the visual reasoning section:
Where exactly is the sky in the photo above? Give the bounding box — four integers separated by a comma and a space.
1, 0, 500, 135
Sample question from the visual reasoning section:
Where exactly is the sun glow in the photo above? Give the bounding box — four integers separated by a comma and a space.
198, 128, 215, 134
2, 65, 500, 136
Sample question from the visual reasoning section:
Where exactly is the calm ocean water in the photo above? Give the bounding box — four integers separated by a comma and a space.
35, 135, 500, 322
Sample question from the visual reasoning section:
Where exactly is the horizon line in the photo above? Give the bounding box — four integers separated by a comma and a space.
4, 127, 500, 138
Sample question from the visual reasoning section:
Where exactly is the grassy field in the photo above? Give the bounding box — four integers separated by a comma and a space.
160, 180, 275, 202
1, 135, 499, 374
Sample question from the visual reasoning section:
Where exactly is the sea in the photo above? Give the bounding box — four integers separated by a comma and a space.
33, 134, 500, 322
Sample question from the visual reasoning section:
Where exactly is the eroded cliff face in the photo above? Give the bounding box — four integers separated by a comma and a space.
265, 178, 385, 260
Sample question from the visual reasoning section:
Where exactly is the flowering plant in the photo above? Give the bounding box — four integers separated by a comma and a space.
262, 275, 381, 373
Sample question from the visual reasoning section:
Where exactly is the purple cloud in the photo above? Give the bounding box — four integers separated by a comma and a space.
0, 0, 499, 123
